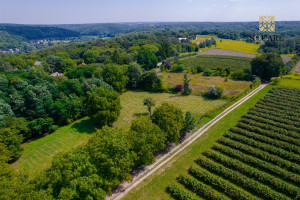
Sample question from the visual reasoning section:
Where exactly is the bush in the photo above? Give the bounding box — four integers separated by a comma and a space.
205, 86, 224, 99
171, 64, 185, 72
174, 84, 183, 92
203, 69, 214, 76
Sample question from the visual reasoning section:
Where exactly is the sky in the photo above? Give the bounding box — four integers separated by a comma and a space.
0, 0, 299, 24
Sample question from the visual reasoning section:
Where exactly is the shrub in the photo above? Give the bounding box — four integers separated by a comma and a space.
203, 69, 214, 76
175, 84, 183, 92
205, 86, 224, 99
171, 64, 185, 72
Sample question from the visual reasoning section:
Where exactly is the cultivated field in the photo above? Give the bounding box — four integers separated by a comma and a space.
122, 84, 274, 200
198, 48, 256, 58
168, 87, 300, 200
12, 117, 96, 177
193, 36, 260, 54
162, 72, 251, 96
114, 91, 227, 130
180, 55, 252, 71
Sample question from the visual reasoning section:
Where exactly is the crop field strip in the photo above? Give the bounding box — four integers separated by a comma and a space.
168, 86, 300, 200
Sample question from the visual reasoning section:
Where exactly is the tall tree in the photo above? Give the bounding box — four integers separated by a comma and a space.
85, 87, 121, 127
251, 53, 285, 80
143, 97, 156, 114
127, 64, 142, 89
151, 103, 184, 144
101, 64, 129, 93
137, 50, 158, 70
183, 73, 192, 95
129, 116, 166, 166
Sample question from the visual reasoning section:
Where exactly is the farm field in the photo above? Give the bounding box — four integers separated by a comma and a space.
114, 90, 227, 130
11, 117, 96, 177
168, 86, 300, 200
278, 78, 300, 88
193, 35, 260, 54
162, 72, 251, 96
122, 84, 274, 200
180, 55, 252, 71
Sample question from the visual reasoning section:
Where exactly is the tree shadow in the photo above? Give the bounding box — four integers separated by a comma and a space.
70, 118, 96, 134
134, 112, 149, 117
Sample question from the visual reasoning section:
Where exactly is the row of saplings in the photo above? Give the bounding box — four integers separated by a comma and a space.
4, 86, 196, 200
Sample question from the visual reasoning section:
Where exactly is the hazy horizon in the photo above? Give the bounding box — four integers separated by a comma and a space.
1, 0, 299, 24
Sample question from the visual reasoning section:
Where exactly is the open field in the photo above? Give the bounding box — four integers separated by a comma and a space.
168, 86, 300, 200
180, 55, 252, 71
192, 36, 260, 54
11, 117, 96, 177
114, 91, 227, 130
122, 85, 274, 200
162, 72, 251, 96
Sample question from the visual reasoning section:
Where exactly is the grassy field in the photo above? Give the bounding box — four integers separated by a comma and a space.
114, 91, 227, 130
14, 91, 229, 176
192, 35, 260, 55
180, 55, 252, 71
123, 85, 274, 200
162, 72, 251, 96
278, 78, 300, 88
11, 117, 96, 177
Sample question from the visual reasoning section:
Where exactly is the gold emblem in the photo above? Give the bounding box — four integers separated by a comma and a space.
259, 16, 275, 32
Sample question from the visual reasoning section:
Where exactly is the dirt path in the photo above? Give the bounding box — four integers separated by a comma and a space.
106, 84, 266, 200
294, 61, 300, 73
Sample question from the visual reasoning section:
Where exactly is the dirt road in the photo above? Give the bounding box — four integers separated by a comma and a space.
106, 84, 266, 200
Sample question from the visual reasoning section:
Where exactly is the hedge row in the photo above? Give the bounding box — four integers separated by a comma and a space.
255, 103, 300, 118
203, 150, 299, 198
247, 110, 300, 128
195, 156, 290, 200
249, 106, 300, 123
237, 122, 300, 146
177, 175, 229, 200
230, 127, 300, 154
242, 114, 300, 133
224, 132, 300, 164
217, 137, 300, 174
213, 144, 300, 185
188, 167, 258, 200
240, 118, 300, 139
167, 184, 198, 200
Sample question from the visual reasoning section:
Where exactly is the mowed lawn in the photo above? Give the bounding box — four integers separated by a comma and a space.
11, 117, 96, 177
114, 91, 227, 130
180, 55, 252, 71
162, 72, 251, 96
123, 85, 274, 200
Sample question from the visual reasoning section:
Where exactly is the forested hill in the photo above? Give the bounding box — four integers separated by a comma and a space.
0, 25, 80, 40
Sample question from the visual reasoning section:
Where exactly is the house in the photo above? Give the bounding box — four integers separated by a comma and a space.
178, 38, 187, 41
157, 73, 163, 77
50, 72, 63, 77
34, 61, 42, 66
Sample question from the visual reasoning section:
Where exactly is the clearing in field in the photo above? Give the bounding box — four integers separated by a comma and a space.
11, 117, 96, 177
114, 91, 227, 130
180, 55, 251, 71
167, 86, 300, 200
162, 72, 251, 96
122, 84, 274, 200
